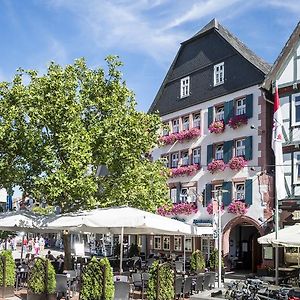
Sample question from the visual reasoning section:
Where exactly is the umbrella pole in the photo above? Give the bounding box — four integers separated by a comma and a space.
183, 236, 186, 274
298, 247, 299, 267
120, 227, 124, 274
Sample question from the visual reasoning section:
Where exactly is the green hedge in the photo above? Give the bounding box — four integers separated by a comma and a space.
0, 250, 16, 287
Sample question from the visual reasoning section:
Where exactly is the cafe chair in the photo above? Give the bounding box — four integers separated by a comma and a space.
114, 281, 130, 300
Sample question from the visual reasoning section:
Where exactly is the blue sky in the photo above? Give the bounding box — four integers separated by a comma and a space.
0, 0, 299, 112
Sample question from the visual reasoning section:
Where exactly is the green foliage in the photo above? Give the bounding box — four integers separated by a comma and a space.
27, 258, 56, 294
208, 249, 224, 270
147, 261, 174, 300
32, 206, 54, 215
0, 231, 16, 240
0, 56, 170, 213
190, 249, 205, 272
80, 256, 114, 300
0, 250, 15, 287
128, 243, 140, 257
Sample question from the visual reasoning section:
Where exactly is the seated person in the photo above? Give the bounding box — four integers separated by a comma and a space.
46, 250, 55, 261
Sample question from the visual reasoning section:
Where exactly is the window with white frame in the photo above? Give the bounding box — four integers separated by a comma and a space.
193, 148, 201, 165
174, 236, 182, 251
193, 112, 201, 129
185, 237, 192, 252
182, 116, 190, 131
236, 139, 246, 157
215, 105, 224, 121
180, 188, 188, 202
181, 150, 189, 166
294, 153, 300, 183
163, 236, 170, 250
162, 122, 170, 136
235, 183, 245, 200
214, 62, 224, 86
154, 236, 161, 250
161, 155, 169, 168
201, 238, 215, 260
171, 152, 179, 168
215, 144, 224, 160
170, 188, 177, 204
236, 98, 246, 116
180, 76, 190, 98
293, 94, 300, 125
172, 119, 179, 133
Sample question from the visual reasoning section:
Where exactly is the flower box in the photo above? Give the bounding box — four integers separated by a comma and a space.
159, 128, 201, 145
157, 203, 198, 216
227, 200, 248, 215
159, 133, 177, 145
170, 164, 200, 177
228, 156, 247, 171
207, 160, 226, 173
228, 114, 248, 129
208, 121, 225, 134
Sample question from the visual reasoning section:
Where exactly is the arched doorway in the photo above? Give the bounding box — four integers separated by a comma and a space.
223, 216, 263, 272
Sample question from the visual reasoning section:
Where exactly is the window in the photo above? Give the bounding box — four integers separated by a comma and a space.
193, 113, 201, 129
294, 153, 300, 183
162, 123, 170, 136
180, 76, 190, 98
163, 236, 170, 250
174, 236, 182, 251
182, 116, 190, 131
161, 155, 169, 168
154, 236, 161, 250
215, 105, 224, 121
170, 188, 177, 203
236, 139, 245, 157
215, 144, 224, 160
235, 183, 245, 200
201, 238, 215, 261
171, 152, 179, 168
214, 62, 224, 86
185, 237, 192, 252
236, 98, 246, 116
193, 148, 201, 165
295, 95, 300, 124
172, 119, 179, 133
180, 188, 188, 202
181, 150, 189, 166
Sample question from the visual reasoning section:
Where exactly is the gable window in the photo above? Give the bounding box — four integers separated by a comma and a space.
235, 183, 245, 200
181, 150, 189, 166
236, 97, 246, 116
193, 112, 201, 129
174, 236, 182, 251
193, 148, 201, 164
171, 152, 179, 168
236, 139, 245, 157
215, 144, 224, 160
182, 116, 190, 131
154, 236, 161, 250
163, 236, 170, 250
215, 105, 224, 121
172, 119, 179, 133
162, 122, 170, 136
180, 76, 190, 98
214, 62, 224, 86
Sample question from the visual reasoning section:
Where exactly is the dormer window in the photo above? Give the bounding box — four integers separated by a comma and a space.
180, 76, 190, 98
214, 62, 224, 86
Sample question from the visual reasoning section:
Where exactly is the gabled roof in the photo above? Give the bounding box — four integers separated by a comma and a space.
148, 18, 271, 114
262, 21, 300, 90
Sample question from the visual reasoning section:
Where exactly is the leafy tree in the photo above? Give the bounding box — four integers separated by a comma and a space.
0, 56, 170, 267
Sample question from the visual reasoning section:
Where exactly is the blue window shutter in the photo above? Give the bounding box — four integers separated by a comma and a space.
223, 140, 234, 163
208, 106, 214, 128
207, 144, 214, 165
222, 181, 232, 206
224, 100, 234, 124
205, 183, 212, 206
244, 136, 253, 160
245, 94, 253, 118
245, 179, 253, 206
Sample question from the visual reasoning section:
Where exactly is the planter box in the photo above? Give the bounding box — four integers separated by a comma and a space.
0, 286, 15, 298
27, 291, 56, 300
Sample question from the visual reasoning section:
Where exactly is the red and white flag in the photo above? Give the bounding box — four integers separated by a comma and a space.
272, 81, 286, 200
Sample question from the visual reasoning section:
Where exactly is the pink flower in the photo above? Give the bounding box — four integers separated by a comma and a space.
157, 203, 198, 216
209, 121, 225, 134
159, 133, 177, 145
207, 160, 226, 174
170, 164, 200, 177
228, 115, 248, 129
159, 128, 201, 146
227, 200, 248, 215
206, 202, 224, 215
228, 156, 247, 171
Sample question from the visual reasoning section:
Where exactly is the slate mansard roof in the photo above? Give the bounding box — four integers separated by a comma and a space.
149, 19, 271, 116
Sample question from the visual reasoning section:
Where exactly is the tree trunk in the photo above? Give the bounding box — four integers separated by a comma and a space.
62, 233, 72, 270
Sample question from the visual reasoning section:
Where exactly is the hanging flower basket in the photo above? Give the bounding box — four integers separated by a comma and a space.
157, 203, 198, 216
206, 202, 224, 215
159, 128, 201, 145
170, 164, 200, 177
208, 121, 225, 134
207, 160, 226, 173
228, 156, 247, 171
228, 115, 248, 129
227, 200, 248, 215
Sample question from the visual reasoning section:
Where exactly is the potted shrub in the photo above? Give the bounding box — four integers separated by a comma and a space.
27, 257, 56, 300
190, 250, 205, 273
228, 156, 247, 171
0, 250, 16, 298
207, 159, 226, 173
228, 115, 248, 129
208, 120, 225, 134
227, 200, 248, 215
208, 249, 224, 271
80, 257, 114, 300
